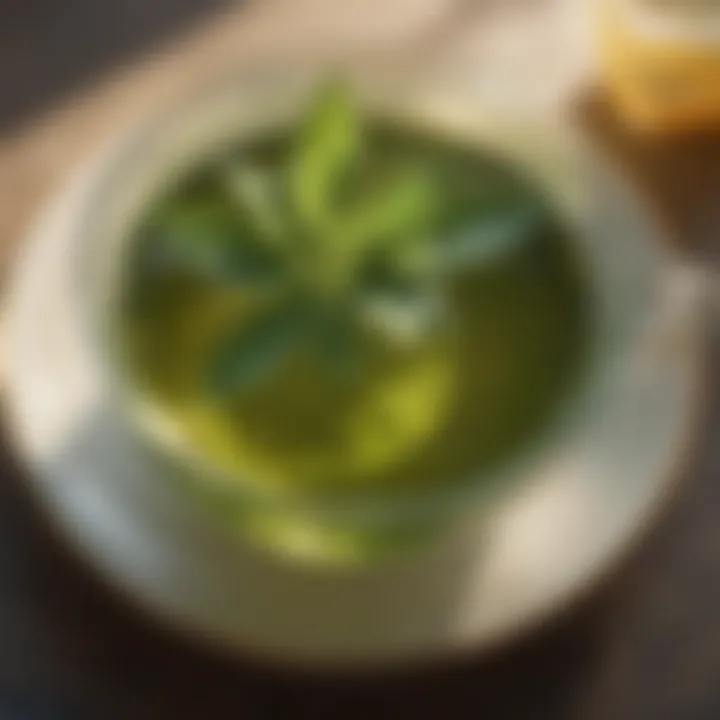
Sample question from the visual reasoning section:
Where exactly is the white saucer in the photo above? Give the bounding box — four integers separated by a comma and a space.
1, 138, 707, 668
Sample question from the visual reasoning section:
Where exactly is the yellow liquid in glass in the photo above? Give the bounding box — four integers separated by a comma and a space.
598, 0, 720, 132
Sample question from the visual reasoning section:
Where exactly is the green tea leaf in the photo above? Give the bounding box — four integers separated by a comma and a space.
223, 161, 285, 247
342, 166, 440, 256
206, 301, 307, 397
436, 205, 543, 275
360, 282, 442, 348
289, 80, 361, 233
146, 199, 281, 286
150, 199, 236, 261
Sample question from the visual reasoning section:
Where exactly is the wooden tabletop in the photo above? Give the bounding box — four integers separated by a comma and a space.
2, 2, 720, 718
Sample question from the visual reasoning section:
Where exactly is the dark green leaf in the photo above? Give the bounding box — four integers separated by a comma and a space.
145, 199, 281, 286
289, 80, 361, 233
149, 200, 236, 266
205, 301, 307, 397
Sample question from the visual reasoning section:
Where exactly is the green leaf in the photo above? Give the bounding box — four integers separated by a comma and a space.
223, 161, 285, 247
205, 301, 307, 398
360, 282, 443, 348
436, 204, 543, 275
149, 200, 236, 267
145, 199, 281, 286
342, 166, 440, 256
289, 80, 361, 233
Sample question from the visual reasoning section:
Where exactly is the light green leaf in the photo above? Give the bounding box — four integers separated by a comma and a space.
436, 205, 543, 275
289, 80, 361, 233
206, 301, 307, 398
223, 161, 285, 247
342, 166, 440, 257
360, 283, 443, 348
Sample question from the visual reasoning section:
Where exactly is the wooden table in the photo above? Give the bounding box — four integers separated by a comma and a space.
2, 2, 720, 718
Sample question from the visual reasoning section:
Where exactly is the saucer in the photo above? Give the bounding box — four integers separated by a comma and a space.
1, 137, 706, 668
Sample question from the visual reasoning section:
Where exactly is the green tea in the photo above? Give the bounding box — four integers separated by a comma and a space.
119, 120, 589, 501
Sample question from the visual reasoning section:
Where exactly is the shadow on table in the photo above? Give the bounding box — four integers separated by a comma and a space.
0, 0, 233, 136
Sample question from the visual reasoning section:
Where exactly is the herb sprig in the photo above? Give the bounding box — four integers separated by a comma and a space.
144, 81, 543, 398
